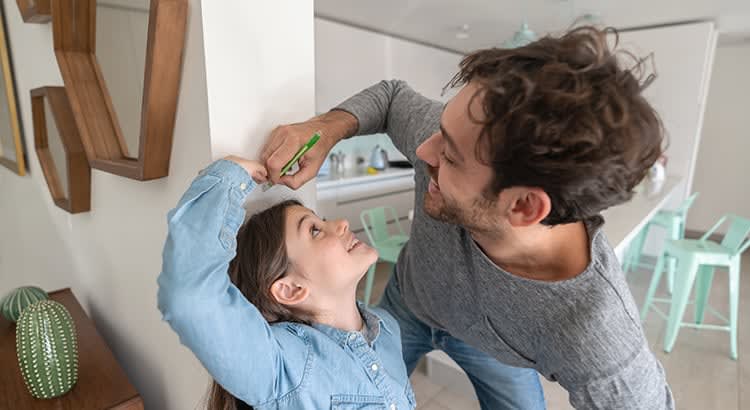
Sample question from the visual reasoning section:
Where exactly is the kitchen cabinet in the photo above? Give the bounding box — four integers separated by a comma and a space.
316, 169, 415, 237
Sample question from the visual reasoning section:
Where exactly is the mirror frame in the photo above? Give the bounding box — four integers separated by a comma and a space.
15, 0, 51, 23
0, 4, 26, 176
32, 87, 90, 213
21, 0, 188, 181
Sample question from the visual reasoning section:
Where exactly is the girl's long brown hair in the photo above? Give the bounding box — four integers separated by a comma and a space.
206, 200, 314, 410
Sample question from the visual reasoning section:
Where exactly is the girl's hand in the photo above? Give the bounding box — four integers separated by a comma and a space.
223, 156, 268, 184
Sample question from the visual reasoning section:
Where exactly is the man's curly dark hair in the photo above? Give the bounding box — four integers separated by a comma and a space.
448, 26, 665, 225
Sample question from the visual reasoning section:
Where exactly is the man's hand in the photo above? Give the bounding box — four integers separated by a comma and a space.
223, 156, 268, 184
261, 110, 358, 189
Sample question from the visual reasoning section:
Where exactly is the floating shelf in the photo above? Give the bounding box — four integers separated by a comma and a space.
51, 0, 187, 181
21, 0, 187, 181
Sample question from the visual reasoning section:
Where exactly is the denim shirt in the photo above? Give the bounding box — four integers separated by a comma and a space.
158, 159, 416, 410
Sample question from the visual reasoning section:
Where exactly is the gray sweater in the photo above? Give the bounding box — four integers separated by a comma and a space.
336, 80, 674, 409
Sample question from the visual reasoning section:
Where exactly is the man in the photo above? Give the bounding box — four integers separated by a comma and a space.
262, 26, 673, 409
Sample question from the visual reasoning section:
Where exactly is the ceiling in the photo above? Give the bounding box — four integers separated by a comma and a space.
315, 0, 750, 53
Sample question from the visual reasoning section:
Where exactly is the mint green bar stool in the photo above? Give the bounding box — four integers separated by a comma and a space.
623, 192, 700, 293
360, 207, 409, 306
641, 214, 750, 359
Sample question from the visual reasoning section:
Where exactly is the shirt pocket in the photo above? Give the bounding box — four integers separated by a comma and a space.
466, 315, 537, 368
330, 394, 386, 409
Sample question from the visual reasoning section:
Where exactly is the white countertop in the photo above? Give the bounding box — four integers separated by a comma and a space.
602, 176, 683, 256
316, 168, 415, 190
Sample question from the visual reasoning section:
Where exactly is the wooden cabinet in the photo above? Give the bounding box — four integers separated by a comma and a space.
0, 288, 144, 410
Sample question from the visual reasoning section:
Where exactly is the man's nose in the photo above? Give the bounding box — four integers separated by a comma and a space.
416, 132, 440, 167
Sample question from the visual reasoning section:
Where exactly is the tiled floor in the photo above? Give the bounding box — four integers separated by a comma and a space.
357, 253, 750, 409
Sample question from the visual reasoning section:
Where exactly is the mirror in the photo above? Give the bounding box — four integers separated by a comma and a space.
96, 0, 150, 159
32, 87, 91, 214
0, 4, 26, 176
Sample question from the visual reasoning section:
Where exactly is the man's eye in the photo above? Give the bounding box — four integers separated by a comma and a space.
441, 150, 454, 165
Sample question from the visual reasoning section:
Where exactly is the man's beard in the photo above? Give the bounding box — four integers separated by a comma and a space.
423, 183, 499, 234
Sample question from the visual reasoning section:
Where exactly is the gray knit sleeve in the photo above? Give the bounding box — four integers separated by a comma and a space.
334, 80, 443, 163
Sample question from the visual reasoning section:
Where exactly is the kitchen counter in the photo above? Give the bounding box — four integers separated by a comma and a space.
602, 176, 684, 257
316, 168, 415, 191
315, 167, 416, 233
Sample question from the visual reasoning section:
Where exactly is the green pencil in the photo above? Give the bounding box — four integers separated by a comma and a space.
262, 131, 321, 191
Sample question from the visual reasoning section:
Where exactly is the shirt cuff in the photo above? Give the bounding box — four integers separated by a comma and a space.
202, 159, 258, 192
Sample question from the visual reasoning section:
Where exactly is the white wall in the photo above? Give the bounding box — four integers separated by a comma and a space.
0, 1, 211, 408
689, 42, 750, 232
315, 18, 463, 164
315, 17, 462, 111
201, 1, 316, 212
616, 22, 717, 206
613, 22, 717, 255
0, 1, 316, 409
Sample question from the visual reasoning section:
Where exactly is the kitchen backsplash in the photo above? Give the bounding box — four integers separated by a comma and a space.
327, 133, 407, 170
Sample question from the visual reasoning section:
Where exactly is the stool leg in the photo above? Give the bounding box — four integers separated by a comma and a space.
627, 226, 649, 273
363, 262, 377, 307
666, 250, 677, 296
694, 266, 715, 325
729, 259, 740, 360
641, 251, 667, 321
622, 242, 633, 273
666, 219, 681, 294
677, 219, 686, 240
664, 258, 698, 353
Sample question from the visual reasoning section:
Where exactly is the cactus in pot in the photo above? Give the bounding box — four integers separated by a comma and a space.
1, 286, 49, 322
16, 300, 79, 399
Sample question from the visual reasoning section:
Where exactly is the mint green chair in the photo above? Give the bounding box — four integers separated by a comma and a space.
360, 207, 409, 306
641, 214, 750, 359
623, 192, 700, 293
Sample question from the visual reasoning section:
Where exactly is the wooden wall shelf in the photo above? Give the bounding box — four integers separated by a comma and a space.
32, 87, 91, 214
52, 0, 187, 181
15, 0, 51, 23
23, 0, 188, 181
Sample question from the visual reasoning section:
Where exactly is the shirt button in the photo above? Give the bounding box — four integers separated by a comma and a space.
239, 182, 248, 191
390, 404, 397, 410
371, 364, 378, 372
348, 333, 357, 342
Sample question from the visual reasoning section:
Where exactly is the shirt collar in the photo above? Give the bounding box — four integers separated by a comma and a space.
359, 301, 394, 336
310, 302, 392, 346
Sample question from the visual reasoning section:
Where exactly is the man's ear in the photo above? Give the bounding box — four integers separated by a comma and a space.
506, 187, 552, 227
270, 277, 310, 306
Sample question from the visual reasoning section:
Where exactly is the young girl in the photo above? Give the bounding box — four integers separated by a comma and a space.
158, 156, 416, 410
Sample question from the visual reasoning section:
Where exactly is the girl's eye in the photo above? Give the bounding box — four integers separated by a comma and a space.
310, 225, 321, 238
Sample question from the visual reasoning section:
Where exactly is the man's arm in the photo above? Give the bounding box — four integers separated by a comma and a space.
334, 80, 443, 163
563, 344, 674, 409
262, 80, 442, 188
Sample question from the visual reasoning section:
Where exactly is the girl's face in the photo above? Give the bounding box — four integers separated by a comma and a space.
283, 205, 378, 300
